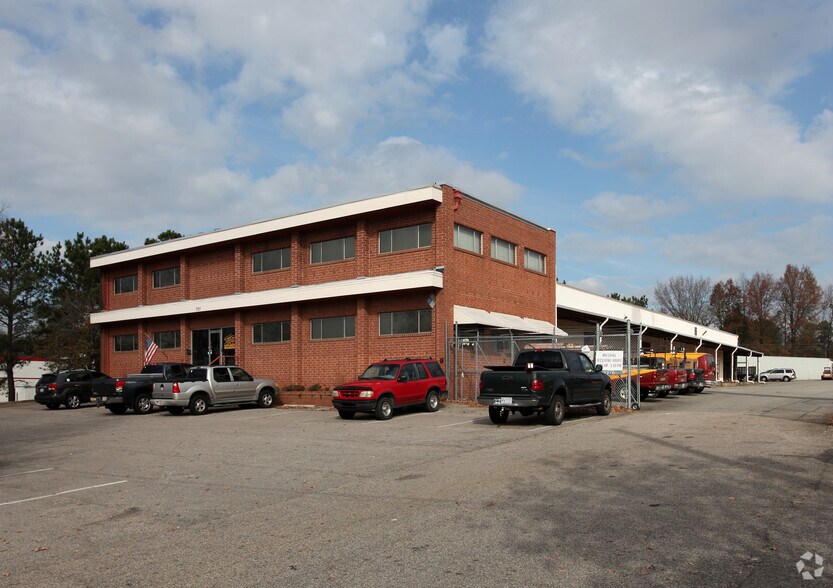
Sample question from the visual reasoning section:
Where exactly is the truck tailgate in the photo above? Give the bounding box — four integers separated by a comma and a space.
479, 371, 534, 398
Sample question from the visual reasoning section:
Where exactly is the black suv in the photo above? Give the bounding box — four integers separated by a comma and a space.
34, 370, 113, 409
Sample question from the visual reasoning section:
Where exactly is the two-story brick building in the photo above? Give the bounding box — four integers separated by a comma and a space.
90, 184, 562, 402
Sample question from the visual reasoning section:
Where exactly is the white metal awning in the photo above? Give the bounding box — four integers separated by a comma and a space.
453, 305, 567, 336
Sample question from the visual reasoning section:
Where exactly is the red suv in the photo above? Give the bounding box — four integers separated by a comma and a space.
332, 358, 447, 420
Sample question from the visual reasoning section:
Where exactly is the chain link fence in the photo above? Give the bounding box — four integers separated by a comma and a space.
445, 323, 642, 409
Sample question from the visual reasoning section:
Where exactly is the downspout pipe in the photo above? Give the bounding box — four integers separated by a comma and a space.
714, 343, 722, 382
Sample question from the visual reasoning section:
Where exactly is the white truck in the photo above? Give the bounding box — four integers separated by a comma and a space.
151, 366, 277, 415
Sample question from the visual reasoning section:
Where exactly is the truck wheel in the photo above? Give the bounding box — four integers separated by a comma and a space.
65, 392, 82, 409
374, 396, 394, 420
107, 404, 128, 415
424, 390, 440, 412
166, 407, 185, 415
133, 394, 153, 414
257, 389, 275, 408
338, 410, 355, 420
189, 394, 209, 416
488, 406, 509, 424
596, 390, 612, 416
544, 395, 565, 426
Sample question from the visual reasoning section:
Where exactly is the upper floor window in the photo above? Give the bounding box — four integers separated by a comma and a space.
114, 334, 138, 352
153, 267, 180, 288
253, 248, 291, 273
379, 223, 432, 254
454, 224, 482, 254
524, 249, 546, 273
114, 274, 138, 294
153, 330, 181, 349
379, 309, 432, 335
311, 315, 355, 340
310, 236, 355, 264
253, 321, 291, 343
491, 237, 516, 265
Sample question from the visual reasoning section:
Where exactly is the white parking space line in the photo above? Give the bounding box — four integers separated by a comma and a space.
437, 420, 475, 428
0, 468, 54, 479
0, 480, 127, 507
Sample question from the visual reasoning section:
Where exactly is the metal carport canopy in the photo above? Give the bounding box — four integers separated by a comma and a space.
556, 284, 738, 347
453, 305, 567, 336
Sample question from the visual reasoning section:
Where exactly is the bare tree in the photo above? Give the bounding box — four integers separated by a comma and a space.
744, 271, 779, 350
654, 275, 713, 324
777, 264, 821, 351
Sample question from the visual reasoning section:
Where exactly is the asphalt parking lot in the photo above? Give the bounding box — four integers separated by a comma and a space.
1, 382, 831, 587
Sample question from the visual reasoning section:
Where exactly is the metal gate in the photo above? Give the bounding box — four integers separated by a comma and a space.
445, 323, 641, 409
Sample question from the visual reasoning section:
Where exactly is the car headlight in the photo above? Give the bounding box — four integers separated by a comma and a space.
359, 390, 373, 398
332, 390, 339, 398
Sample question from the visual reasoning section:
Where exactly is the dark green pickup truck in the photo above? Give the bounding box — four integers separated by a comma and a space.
477, 349, 612, 425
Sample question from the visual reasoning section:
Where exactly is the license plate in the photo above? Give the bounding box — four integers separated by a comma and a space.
100, 396, 108, 402
497, 397, 513, 406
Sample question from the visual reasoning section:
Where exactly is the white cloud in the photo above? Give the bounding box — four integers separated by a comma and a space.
583, 192, 685, 225
484, 0, 833, 203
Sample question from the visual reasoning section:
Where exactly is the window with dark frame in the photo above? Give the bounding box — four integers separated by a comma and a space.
253, 248, 291, 273
379, 223, 432, 253
114, 274, 138, 294
153, 330, 180, 349
453, 224, 482, 254
311, 316, 356, 340
379, 309, 432, 335
114, 334, 138, 352
152, 267, 180, 288
253, 321, 291, 343
310, 237, 355, 264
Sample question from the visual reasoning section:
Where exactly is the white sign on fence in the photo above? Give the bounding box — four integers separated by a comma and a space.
596, 350, 624, 373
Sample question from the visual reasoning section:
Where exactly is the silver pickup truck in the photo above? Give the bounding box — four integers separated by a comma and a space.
151, 366, 278, 415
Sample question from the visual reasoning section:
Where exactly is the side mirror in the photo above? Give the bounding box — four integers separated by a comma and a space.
595, 364, 604, 372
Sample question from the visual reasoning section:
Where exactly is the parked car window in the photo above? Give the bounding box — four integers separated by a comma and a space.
414, 363, 429, 379
213, 368, 231, 383
399, 363, 419, 382
187, 368, 207, 381
229, 367, 253, 382
359, 364, 399, 380
578, 353, 596, 373
425, 361, 445, 378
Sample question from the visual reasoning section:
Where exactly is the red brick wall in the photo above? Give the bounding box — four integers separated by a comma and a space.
188, 247, 236, 299
97, 186, 556, 403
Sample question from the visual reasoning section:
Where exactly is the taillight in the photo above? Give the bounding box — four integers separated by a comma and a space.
172, 382, 180, 394
47, 383, 57, 392
531, 379, 544, 392
115, 379, 124, 392
479, 379, 484, 392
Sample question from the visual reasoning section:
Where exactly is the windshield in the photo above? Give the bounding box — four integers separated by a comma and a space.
358, 364, 400, 380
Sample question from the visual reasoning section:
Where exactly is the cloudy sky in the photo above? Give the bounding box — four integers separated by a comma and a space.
2, 1, 832, 301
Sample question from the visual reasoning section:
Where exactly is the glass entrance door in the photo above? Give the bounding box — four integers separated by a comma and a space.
191, 327, 236, 366
208, 329, 223, 365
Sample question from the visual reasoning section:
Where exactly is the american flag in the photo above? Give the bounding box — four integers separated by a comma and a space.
144, 335, 159, 365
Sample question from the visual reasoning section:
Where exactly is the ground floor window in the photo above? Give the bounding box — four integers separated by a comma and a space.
379, 309, 432, 335
311, 316, 355, 340
153, 330, 181, 349
114, 334, 138, 352
253, 321, 290, 343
